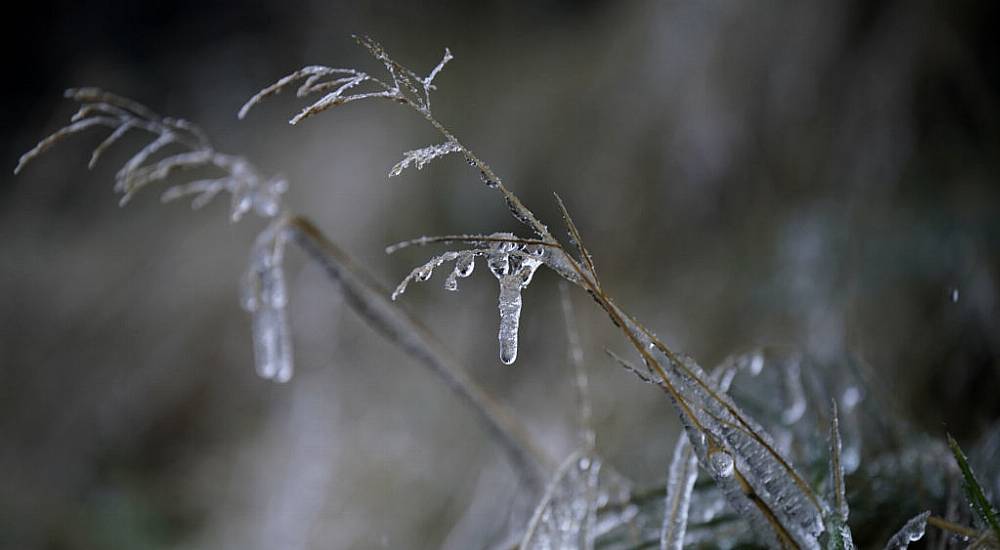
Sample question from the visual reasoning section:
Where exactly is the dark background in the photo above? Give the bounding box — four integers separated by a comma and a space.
2, 1, 999, 548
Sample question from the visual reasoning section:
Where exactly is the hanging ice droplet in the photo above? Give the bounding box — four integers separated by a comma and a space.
455, 252, 475, 277
884, 511, 930, 549
949, 287, 960, 303
708, 450, 735, 478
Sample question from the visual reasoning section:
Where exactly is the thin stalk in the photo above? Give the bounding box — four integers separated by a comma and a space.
286, 216, 551, 490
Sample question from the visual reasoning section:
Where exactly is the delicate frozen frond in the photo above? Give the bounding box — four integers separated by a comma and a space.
520, 450, 633, 550
391, 249, 491, 300
237, 65, 370, 120
242, 218, 294, 383
240, 35, 454, 130
883, 511, 930, 549
14, 88, 286, 222
388, 140, 461, 177
424, 48, 453, 89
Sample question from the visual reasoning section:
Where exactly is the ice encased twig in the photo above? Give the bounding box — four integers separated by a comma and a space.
242, 219, 294, 382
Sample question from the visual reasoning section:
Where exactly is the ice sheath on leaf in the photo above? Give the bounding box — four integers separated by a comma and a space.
611, 312, 826, 549
660, 351, 765, 550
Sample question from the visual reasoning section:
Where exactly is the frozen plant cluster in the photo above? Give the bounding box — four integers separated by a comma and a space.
16, 36, 1000, 550
15, 88, 296, 382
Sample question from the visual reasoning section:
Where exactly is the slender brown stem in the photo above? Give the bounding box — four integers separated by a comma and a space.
927, 515, 978, 539
286, 216, 552, 490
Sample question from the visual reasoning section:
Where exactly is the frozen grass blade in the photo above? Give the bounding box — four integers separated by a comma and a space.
559, 282, 594, 449
947, 433, 1000, 540
826, 401, 856, 550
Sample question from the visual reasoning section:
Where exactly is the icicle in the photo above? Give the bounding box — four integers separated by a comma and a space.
883, 511, 930, 549
661, 435, 698, 550
497, 277, 523, 365
487, 236, 542, 365
244, 220, 294, 382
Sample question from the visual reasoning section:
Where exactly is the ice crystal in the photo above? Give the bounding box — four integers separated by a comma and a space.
242, 219, 294, 382
883, 511, 930, 549
388, 141, 461, 177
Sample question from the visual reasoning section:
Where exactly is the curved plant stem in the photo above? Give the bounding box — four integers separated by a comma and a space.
286, 216, 552, 490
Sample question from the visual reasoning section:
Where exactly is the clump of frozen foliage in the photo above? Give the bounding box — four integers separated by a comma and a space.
14, 88, 296, 382
18, 36, 1000, 549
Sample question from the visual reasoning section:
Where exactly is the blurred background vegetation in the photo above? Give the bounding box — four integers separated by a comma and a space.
2, 0, 998, 548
